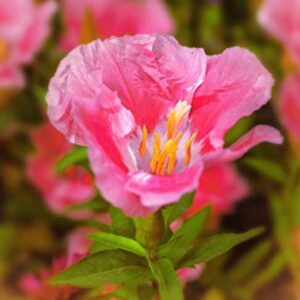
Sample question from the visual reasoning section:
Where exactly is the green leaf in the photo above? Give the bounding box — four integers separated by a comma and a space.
110, 206, 136, 238
244, 157, 286, 183
159, 206, 210, 264
56, 146, 88, 173
89, 242, 117, 254
148, 258, 183, 300
171, 206, 210, 243
227, 239, 272, 284
179, 227, 264, 268
52, 250, 150, 287
163, 192, 194, 226
88, 232, 146, 257
33, 85, 47, 107
67, 196, 108, 212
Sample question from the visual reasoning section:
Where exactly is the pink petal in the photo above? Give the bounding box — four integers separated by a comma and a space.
258, 0, 300, 65
0, 65, 24, 88
191, 47, 274, 149
16, 1, 57, 63
125, 160, 203, 207
187, 163, 249, 217
60, 0, 174, 51
203, 125, 283, 168
278, 73, 300, 143
88, 146, 155, 217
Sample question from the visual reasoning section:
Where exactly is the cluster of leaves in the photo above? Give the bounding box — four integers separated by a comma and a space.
52, 192, 263, 300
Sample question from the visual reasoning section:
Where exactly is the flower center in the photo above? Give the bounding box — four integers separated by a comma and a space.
138, 101, 197, 176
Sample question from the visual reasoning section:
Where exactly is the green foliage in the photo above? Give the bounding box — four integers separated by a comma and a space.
148, 258, 183, 300
56, 146, 88, 173
179, 227, 264, 267
159, 206, 211, 264
52, 250, 150, 288
163, 192, 194, 226
110, 206, 136, 238
88, 232, 146, 257
136, 210, 165, 249
244, 157, 286, 183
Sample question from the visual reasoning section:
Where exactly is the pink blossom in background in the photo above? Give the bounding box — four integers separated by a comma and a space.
46, 34, 282, 217
278, 73, 300, 152
177, 264, 204, 286
60, 0, 174, 51
185, 163, 249, 218
66, 228, 93, 265
26, 122, 95, 218
258, 0, 300, 65
19, 257, 79, 300
0, 0, 56, 88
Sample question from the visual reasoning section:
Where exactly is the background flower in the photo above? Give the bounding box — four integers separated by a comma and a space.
60, 0, 174, 51
26, 122, 95, 218
0, 0, 56, 88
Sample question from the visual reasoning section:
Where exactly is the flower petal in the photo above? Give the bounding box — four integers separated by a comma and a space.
191, 47, 274, 149
88, 146, 155, 217
203, 125, 283, 168
125, 160, 203, 207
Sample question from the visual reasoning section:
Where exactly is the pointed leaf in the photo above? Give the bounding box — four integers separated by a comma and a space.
244, 157, 285, 183
56, 146, 88, 173
159, 206, 210, 264
163, 192, 194, 226
88, 232, 146, 257
179, 227, 264, 267
149, 258, 183, 300
52, 250, 150, 288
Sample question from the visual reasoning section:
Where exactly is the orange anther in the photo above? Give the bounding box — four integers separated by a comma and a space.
139, 125, 148, 156
184, 133, 197, 165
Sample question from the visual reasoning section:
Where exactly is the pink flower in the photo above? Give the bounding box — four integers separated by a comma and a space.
185, 163, 249, 218
26, 122, 95, 218
46, 34, 282, 217
258, 0, 300, 65
0, 0, 56, 88
66, 228, 93, 265
60, 0, 174, 51
278, 73, 300, 151
19, 257, 79, 300
177, 264, 204, 286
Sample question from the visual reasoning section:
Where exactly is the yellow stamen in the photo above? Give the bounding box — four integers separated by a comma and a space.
150, 132, 161, 172
166, 132, 183, 175
167, 110, 176, 139
139, 125, 148, 156
155, 140, 174, 176
167, 100, 191, 139
184, 133, 197, 165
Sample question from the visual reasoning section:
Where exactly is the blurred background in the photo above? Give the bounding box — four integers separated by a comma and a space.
0, 0, 299, 299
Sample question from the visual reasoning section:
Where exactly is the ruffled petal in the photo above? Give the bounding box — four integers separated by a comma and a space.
125, 160, 203, 207
191, 47, 274, 149
88, 146, 155, 217
203, 125, 283, 168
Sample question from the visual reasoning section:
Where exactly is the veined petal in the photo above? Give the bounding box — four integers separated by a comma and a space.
203, 125, 283, 168
191, 47, 274, 149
